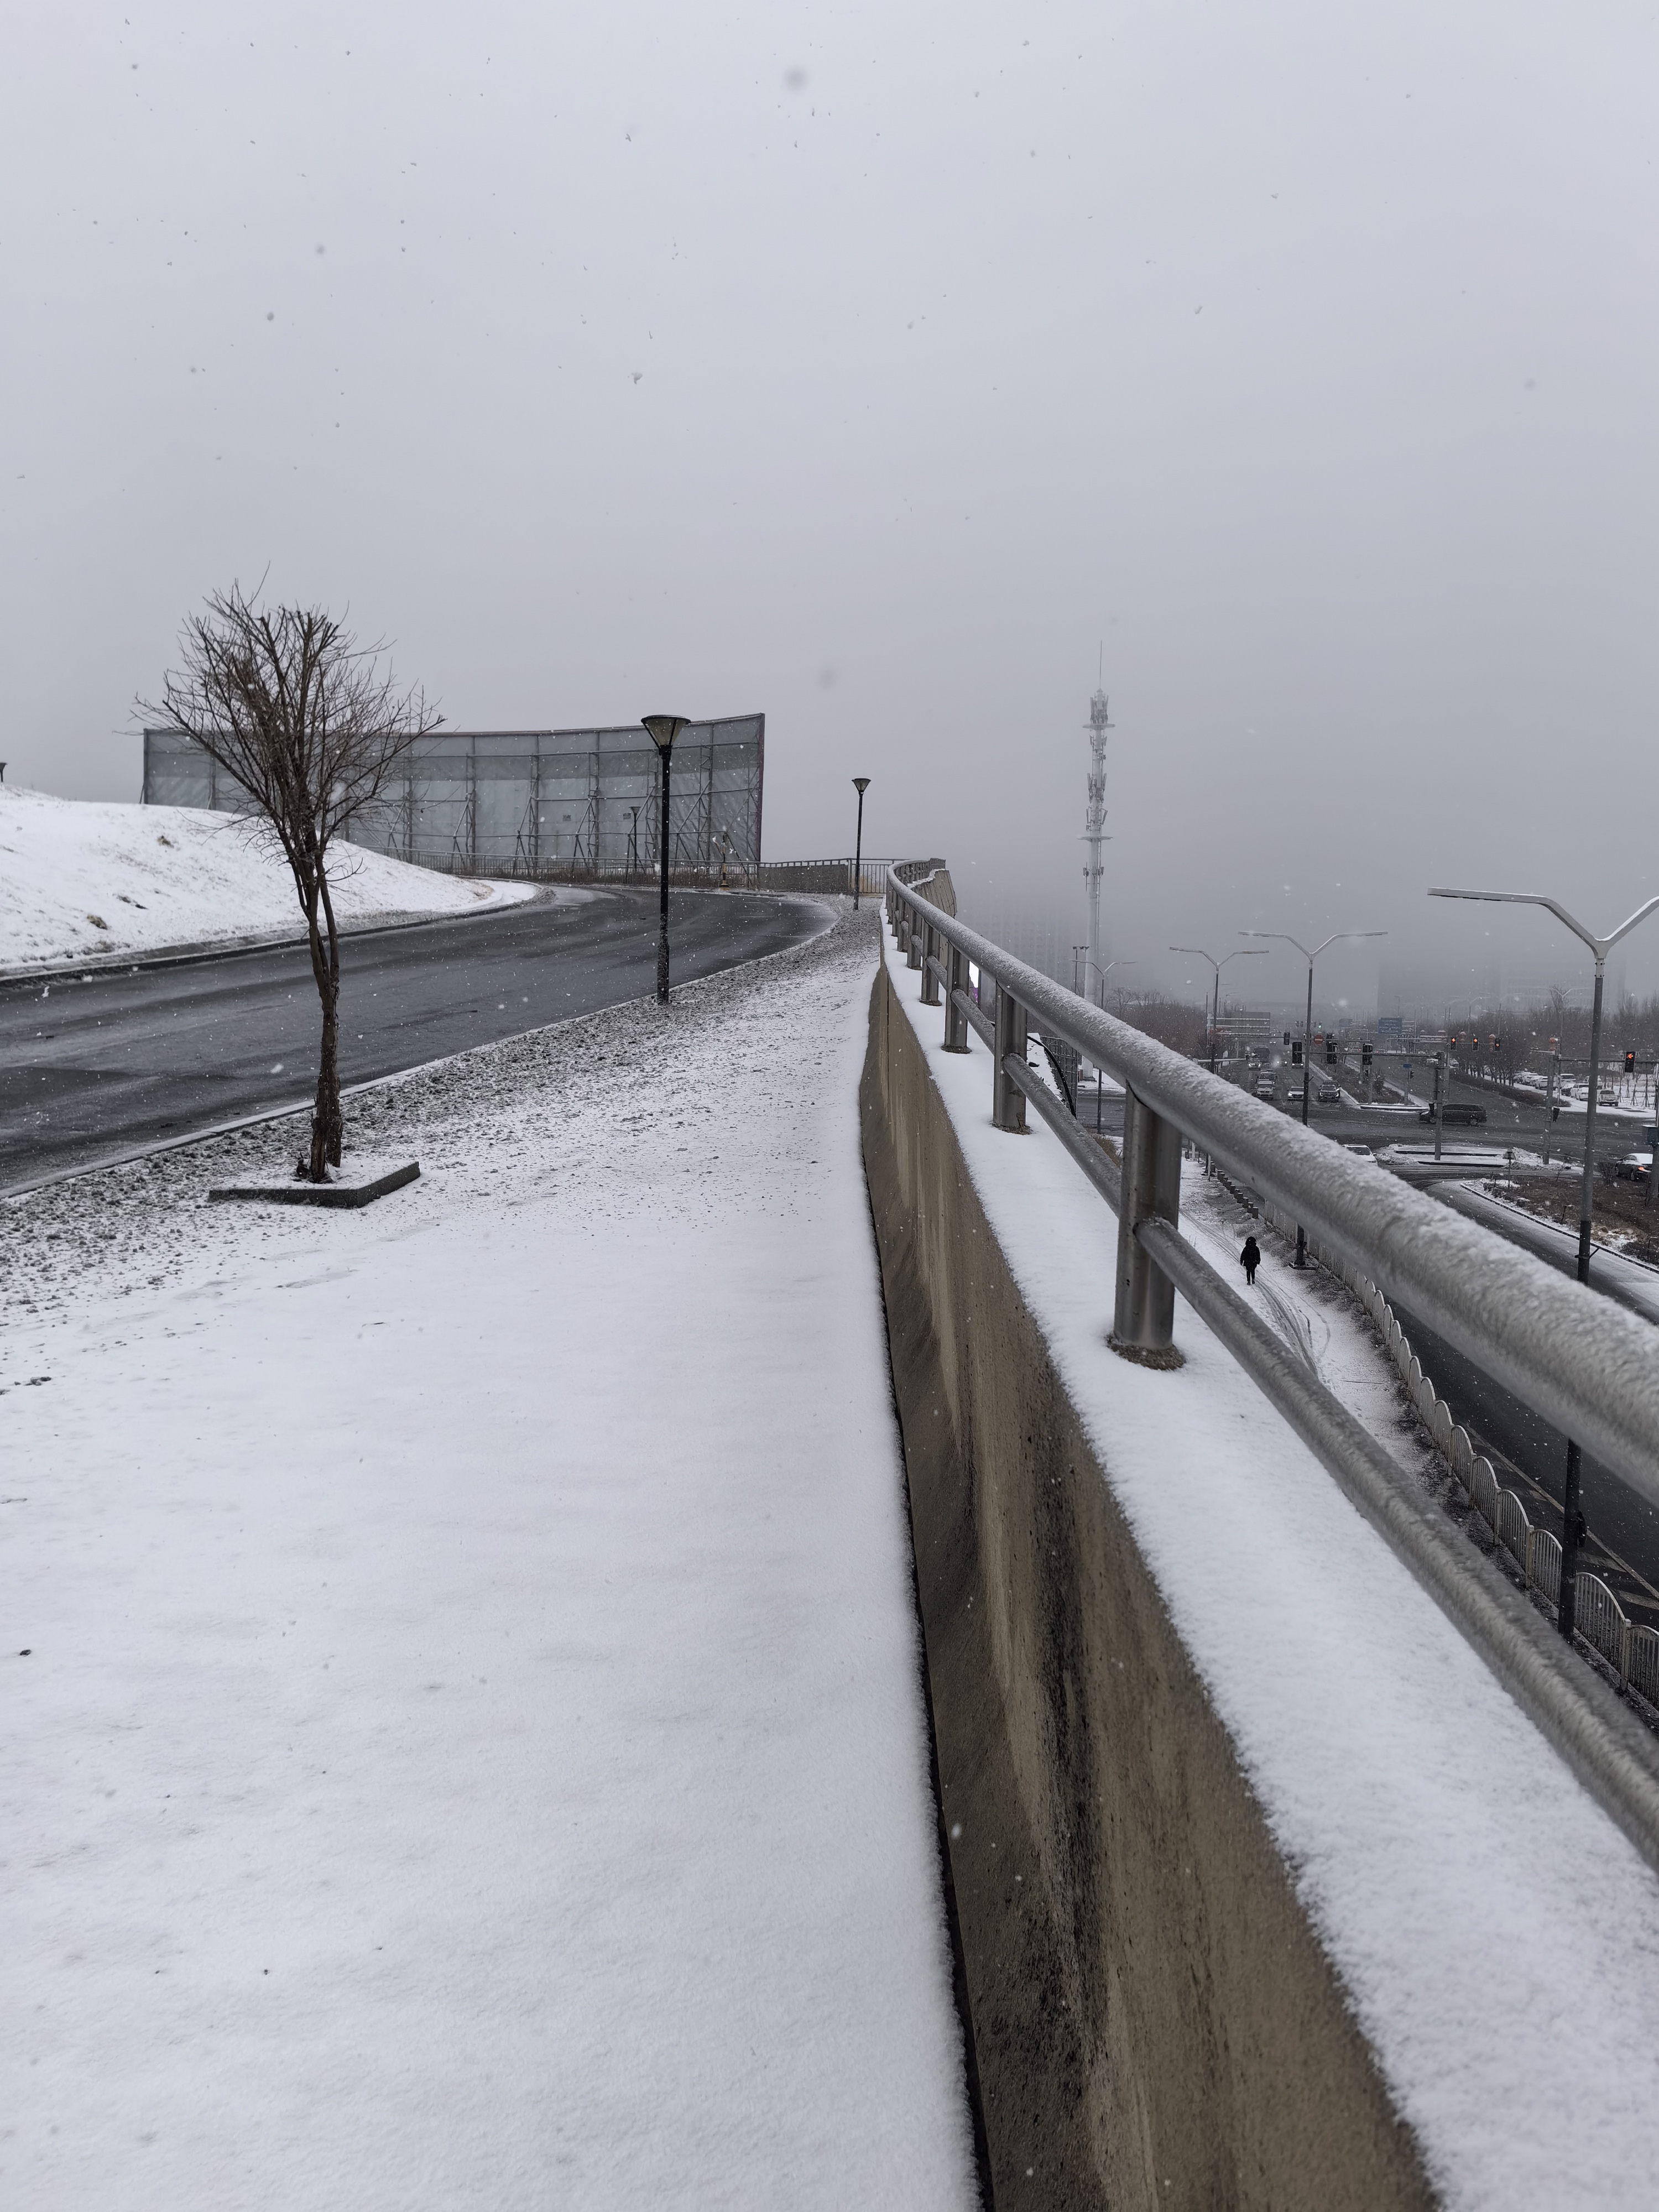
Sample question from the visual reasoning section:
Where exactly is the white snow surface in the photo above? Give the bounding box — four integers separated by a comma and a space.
1, 910, 976, 2210
0, 782, 536, 971
888, 935, 1659, 2211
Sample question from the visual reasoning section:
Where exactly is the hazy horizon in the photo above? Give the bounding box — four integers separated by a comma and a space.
6, 3, 1655, 1010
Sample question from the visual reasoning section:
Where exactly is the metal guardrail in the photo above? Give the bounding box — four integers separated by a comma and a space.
885, 866, 1659, 1875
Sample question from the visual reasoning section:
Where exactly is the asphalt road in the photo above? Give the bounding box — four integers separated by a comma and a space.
0, 888, 830, 1193
1240, 1054, 1649, 1170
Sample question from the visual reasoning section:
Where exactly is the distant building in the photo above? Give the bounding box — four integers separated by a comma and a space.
142, 716, 766, 882
1214, 1008, 1275, 1053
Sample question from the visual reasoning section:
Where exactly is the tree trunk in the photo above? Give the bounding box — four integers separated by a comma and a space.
320, 867, 343, 1167
304, 867, 344, 1181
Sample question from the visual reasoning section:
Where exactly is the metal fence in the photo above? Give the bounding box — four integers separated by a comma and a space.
1331, 1249, 1659, 1704
885, 865, 1659, 1876
143, 718, 765, 884
755, 857, 915, 898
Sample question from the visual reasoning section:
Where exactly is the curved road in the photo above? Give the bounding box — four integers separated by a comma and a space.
0, 888, 830, 1194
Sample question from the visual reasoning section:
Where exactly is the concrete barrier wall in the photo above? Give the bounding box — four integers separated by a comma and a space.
860, 960, 1433, 2210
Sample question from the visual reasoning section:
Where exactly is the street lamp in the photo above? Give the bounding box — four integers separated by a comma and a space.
1429, 884, 1659, 1640
642, 714, 690, 1003
851, 778, 870, 909
1170, 945, 1268, 1075
1243, 927, 1387, 1266
1086, 958, 1135, 1134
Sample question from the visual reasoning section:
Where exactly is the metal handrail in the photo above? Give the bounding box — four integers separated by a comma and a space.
888, 868, 1659, 1513
885, 864, 1659, 1874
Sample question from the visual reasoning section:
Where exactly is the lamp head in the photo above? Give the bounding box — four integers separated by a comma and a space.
643, 714, 690, 753
852, 776, 870, 794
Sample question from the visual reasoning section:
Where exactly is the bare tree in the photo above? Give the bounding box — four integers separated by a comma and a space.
140, 585, 442, 1181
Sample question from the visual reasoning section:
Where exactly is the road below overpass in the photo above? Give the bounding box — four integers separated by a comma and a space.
0, 886, 831, 1194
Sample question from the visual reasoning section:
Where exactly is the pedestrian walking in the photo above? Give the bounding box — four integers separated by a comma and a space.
1240, 1234, 1261, 1287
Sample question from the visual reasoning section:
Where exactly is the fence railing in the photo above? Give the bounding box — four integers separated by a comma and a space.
753, 855, 926, 898
1336, 1249, 1659, 1705
885, 865, 1659, 1876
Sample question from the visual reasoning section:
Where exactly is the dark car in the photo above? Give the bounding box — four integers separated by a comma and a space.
1419, 1102, 1488, 1126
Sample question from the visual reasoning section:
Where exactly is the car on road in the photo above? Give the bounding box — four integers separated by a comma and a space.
1618, 1152, 1652, 1183
1254, 1076, 1277, 1100
1420, 1101, 1488, 1126
1316, 1081, 1341, 1104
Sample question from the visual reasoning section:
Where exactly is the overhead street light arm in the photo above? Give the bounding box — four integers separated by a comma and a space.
1430, 887, 1659, 969
1242, 928, 1387, 960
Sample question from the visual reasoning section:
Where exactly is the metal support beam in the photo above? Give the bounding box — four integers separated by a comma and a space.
920, 921, 941, 1004
943, 946, 972, 1051
994, 988, 1027, 1131
1113, 1087, 1182, 1358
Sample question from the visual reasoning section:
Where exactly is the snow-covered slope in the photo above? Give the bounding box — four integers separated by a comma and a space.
0, 783, 534, 972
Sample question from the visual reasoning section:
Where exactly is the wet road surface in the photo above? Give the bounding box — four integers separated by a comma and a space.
0, 888, 830, 1193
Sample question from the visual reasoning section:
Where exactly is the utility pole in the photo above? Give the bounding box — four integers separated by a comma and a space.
1082, 680, 1113, 1006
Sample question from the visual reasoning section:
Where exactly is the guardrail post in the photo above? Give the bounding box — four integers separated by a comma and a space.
994, 986, 1027, 1131
906, 902, 924, 971
1113, 1087, 1183, 1361
920, 919, 940, 1004
943, 945, 971, 1051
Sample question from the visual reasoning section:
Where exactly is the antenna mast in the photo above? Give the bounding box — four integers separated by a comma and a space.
1083, 679, 1113, 1005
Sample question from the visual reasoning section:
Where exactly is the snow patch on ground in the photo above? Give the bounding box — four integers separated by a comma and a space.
0, 912, 976, 2209
888, 933, 1659, 2212
0, 783, 536, 971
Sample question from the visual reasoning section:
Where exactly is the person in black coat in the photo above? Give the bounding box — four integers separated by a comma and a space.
1240, 1234, 1261, 1287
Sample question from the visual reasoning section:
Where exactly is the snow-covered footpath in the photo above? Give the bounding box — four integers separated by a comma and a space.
1, 909, 977, 2209
0, 783, 534, 972
886, 929, 1659, 2212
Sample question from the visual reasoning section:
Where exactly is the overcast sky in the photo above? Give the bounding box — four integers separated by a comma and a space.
4, 2, 1655, 1014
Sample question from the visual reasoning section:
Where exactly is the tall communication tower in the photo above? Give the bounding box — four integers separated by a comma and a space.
1082, 682, 1113, 1005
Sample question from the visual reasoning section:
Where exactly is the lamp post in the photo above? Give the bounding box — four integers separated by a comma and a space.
1087, 958, 1135, 1134
851, 778, 870, 909
1430, 885, 1659, 1639
1170, 945, 1268, 1075
642, 715, 690, 1003
1243, 927, 1386, 1267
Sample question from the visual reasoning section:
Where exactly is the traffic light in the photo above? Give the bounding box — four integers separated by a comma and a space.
1326, 1038, 1338, 1065
1361, 1042, 1373, 1068
1626, 1051, 1637, 1075
1283, 1030, 1292, 1047
1291, 1040, 1303, 1067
